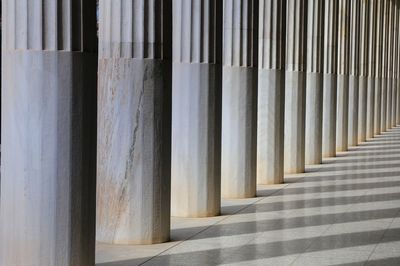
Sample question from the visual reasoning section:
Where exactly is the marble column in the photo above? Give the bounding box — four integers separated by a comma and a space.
348, 0, 361, 147
373, 0, 384, 136
0, 1, 97, 265
397, 1, 400, 125
388, 0, 396, 128
322, 0, 339, 157
358, 0, 370, 142
96, 0, 172, 244
336, 0, 351, 151
257, 0, 286, 184
366, 0, 378, 139
171, 0, 223, 217
284, 0, 307, 173
392, 4, 399, 127
222, 0, 258, 198
381, 0, 389, 132
305, 0, 324, 164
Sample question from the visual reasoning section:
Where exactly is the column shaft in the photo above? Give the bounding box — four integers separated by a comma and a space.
0, 1, 97, 265
374, 0, 384, 136
336, 0, 351, 151
171, 0, 223, 217
348, 0, 361, 147
322, 0, 339, 157
222, 0, 258, 198
284, 0, 307, 173
397, 1, 400, 125
366, 0, 378, 139
381, 0, 389, 132
96, 0, 172, 244
358, 0, 370, 142
305, 0, 324, 164
257, 0, 286, 184
392, 4, 399, 127
388, 0, 396, 128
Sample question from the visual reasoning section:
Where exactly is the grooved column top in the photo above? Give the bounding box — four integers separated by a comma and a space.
368, 0, 378, 77
3, 0, 97, 52
382, 0, 391, 77
323, 0, 339, 74
173, 0, 222, 64
99, 0, 171, 59
337, 0, 351, 75
359, 0, 370, 77
388, 0, 396, 77
374, 0, 384, 78
306, 0, 324, 73
394, 0, 400, 79
259, 0, 285, 70
350, 0, 361, 76
286, 0, 307, 72
223, 0, 257, 67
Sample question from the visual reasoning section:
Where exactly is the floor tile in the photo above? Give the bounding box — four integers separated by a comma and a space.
97, 127, 400, 266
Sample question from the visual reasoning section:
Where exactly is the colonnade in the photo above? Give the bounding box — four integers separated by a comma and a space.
2, 0, 400, 265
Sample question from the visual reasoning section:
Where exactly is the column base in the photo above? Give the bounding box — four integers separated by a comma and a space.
305, 72, 323, 165
284, 70, 306, 174
366, 77, 375, 139
391, 78, 397, 127
96, 58, 171, 245
381, 78, 387, 133
257, 69, 285, 184
1, 51, 97, 265
171, 62, 222, 218
221, 66, 257, 198
336, 74, 349, 152
374, 77, 382, 136
387, 78, 393, 130
358, 76, 368, 142
322, 73, 337, 158
348, 75, 359, 147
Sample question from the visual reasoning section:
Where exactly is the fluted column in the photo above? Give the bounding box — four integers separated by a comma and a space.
305, 0, 324, 164
387, 0, 396, 128
381, 0, 389, 132
397, 1, 400, 125
1, 1, 97, 265
336, 0, 351, 151
284, 0, 307, 173
348, 0, 361, 147
366, 0, 378, 139
171, 0, 223, 217
358, 0, 370, 142
222, 0, 258, 198
358, 1, 369, 143
392, 1, 399, 127
257, 0, 285, 184
374, 0, 384, 136
322, 0, 339, 157
96, 0, 172, 244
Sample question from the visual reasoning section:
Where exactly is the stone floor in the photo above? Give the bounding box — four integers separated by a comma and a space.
96, 127, 400, 266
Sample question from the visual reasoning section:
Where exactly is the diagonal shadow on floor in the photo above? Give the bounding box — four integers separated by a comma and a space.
96, 127, 400, 265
